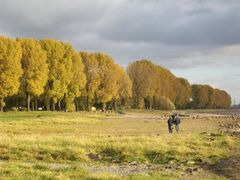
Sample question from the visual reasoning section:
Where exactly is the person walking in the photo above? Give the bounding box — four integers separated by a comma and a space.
174, 114, 181, 133
167, 116, 174, 133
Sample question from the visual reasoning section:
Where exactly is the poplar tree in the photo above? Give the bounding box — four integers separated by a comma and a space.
128, 60, 183, 110
66, 51, 86, 112
127, 60, 157, 109
80, 52, 121, 110
18, 38, 48, 111
39, 39, 73, 111
93, 52, 119, 110
0, 36, 22, 112
191, 85, 213, 109
191, 84, 231, 109
112, 65, 132, 110
175, 78, 191, 109
80, 52, 101, 111
0, 35, 232, 111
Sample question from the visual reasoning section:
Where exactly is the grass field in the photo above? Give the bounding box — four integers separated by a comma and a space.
0, 110, 239, 179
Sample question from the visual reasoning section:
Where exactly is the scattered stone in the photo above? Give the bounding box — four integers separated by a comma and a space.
186, 168, 193, 174
197, 167, 204, 172
165, 165, 173, 169
117, 110, 126, 114
187, 160, 195, 165
87, 153, 101, 161
200, 132, 207, 135
210, 133, 221, 136
177, 163, 185, 168
168, 160, 175, 165
147, 164, 152, 168
180, 171, 186, 176
144, 160, 149, 164
180, 159, 188, 164
215, 167, 222, 172
193, 167, 198, 172
49, 163, 71, 170
130, 161, 138, 166
195, 158, 203, 164
219, 124, 225, 127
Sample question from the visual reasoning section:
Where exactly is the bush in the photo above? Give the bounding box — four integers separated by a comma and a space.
154, 96, 175, 110
19, 107, 27, 111
0, 101, 6, 107
100, 147, 126, 163
66, 103, 76, 112
145, 150, 176, 164
10, 107, 19, 112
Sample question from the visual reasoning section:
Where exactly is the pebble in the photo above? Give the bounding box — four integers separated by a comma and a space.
187, 160, 195, 165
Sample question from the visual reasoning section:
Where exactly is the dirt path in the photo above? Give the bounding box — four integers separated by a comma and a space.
81, 163, 165, 176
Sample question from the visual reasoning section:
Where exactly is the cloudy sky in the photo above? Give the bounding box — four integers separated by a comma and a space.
0, 0, 240, 104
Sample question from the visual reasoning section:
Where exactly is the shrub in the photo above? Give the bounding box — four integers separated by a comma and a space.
154, 96, 175, 110
100, 147, 126, 163
10, 107, 19, 112
0, 101, 6, 107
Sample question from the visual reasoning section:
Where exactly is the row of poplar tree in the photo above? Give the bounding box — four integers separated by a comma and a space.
128, 60, 231, 109
0, 36, 231, 112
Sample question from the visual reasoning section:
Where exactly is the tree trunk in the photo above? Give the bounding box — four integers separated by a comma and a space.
31, 100, 35, 111
121, 98, 126, 107
86, 95, 90, 111
113, 98, 117, 111
102, 102, 106, 112
58, 100, 61, 111
75, 98, 79, 111
27, 93, 31, 112
35, 98, 38, 111
149, 98, 152, 109
45, 99, 50, 111
16, 98, 19, 110
52, 101, 55, 111
0, 97, 4, 112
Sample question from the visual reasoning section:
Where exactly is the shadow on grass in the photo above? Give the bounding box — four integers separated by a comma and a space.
203, 133, 240, 180
99, 148, 128, 163
201, 155, 240, 180
145, 150, 176, 164
0, 111, 56, 121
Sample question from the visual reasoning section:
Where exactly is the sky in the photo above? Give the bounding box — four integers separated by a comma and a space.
0, 0, 239, 104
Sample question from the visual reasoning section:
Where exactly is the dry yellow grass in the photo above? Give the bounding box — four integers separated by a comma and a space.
0, 111, 238, 179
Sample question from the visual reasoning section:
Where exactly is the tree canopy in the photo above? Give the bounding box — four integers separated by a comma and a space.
127, 60, 191, 110
0, 36, 232, 111
39, 39, 73, 111
0, 36, 22, 112
191, 84, 231, 109
18, 38, 48, 111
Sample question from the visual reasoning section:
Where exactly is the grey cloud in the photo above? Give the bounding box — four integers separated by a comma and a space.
0, 0, 239, 71
97, 0, 240, 46
0, 0, 240, 102
0, 0, 107, 38
1, 0, 240, 47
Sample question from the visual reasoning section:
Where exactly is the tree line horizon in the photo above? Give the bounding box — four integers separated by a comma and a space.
0, 36, 231, 112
